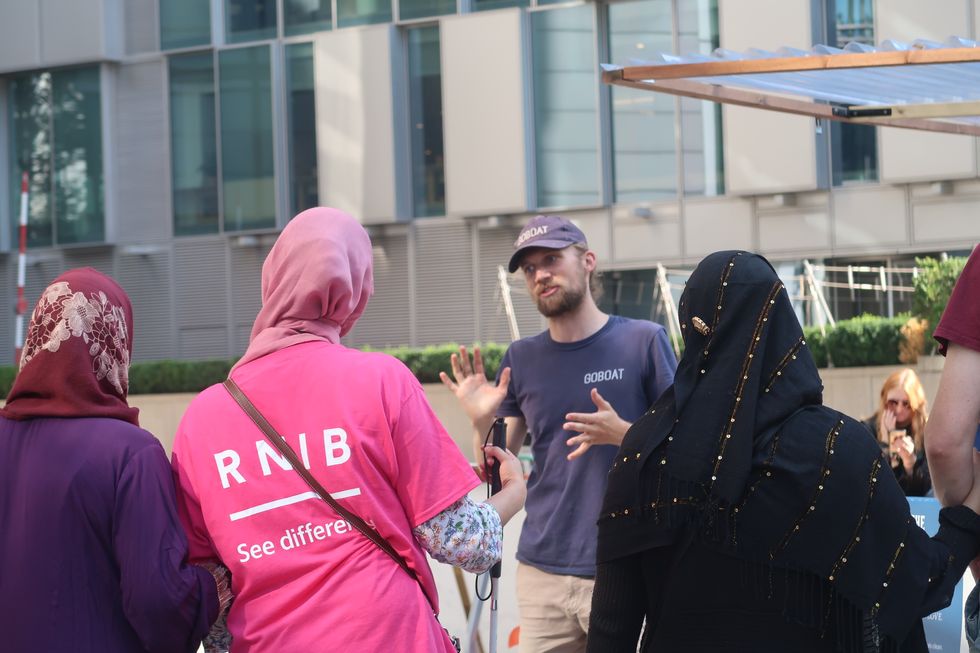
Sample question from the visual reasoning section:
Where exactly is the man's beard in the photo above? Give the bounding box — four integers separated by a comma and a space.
535, 283, 586, 318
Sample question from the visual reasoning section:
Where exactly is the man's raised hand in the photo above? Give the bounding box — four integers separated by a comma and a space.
439, 345, 512, 425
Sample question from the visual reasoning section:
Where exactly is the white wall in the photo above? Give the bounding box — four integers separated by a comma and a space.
315, 25, 401, 224
441, 9, 529, 217
0, 0, 42, 72
718, 0, 820, 195
876, 0, 978, 183
0, 0, 120, 74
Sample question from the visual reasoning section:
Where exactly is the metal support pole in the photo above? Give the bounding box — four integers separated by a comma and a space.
15, 171, 28, 365
497, 266, 521, 342
656, 263, 682, 358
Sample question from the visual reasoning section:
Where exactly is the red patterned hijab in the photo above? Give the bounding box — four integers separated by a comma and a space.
2, 268, 139, 426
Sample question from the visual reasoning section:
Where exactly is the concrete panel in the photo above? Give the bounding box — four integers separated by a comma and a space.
612, 204, 682, 263
718, 0, 818, 195
40, 0, 106, 65
315, 26, 399, 224
912, 197, 980, 244
724, 107, 819, 195
718, 0, 812, 51
880, 129, 976, 183
114, 60, 170, 242
124, 0, 158, 54
565, 209, 610, 262
758, 211, 831, 253
876, 0, 970, 42
683, 197, 753, 257
0, 0, 41, 73
441, 10, 528, 217
876, 0, 977, 183
833, 185, 908, 248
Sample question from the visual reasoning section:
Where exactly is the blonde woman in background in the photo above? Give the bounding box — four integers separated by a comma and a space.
863, 368, 932, 496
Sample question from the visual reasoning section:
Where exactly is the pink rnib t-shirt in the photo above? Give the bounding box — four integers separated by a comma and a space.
172, 341, 478, 652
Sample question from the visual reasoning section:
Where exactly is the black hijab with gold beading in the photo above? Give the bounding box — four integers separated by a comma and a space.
598, 251, 953, 649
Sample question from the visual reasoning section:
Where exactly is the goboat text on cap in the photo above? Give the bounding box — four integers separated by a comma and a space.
507, 215, 588, 273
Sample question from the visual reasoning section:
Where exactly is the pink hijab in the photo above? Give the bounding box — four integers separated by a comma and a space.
233, 207, 374, 371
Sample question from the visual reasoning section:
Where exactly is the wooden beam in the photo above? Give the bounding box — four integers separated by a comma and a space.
617, 46, 980, 81
601, 71, 980, 136
837, 100, 980, 120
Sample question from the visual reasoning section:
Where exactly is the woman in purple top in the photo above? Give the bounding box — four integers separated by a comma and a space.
0, 268, 227, 653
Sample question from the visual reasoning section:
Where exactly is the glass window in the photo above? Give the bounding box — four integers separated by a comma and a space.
677, 0, 723, 196
7, 66, 105, 247
336, 0, 391, 28
286, 43, 318, 215
219, 46, 276, 231
225, 0, 277, 43
407, 26, 445, 218
531, 5, 600, 208
473, 0, 526, 10
400, 0, 454, 21
8, 73, 54, 247
53, 67, 104, 244
608, 0, 676, 203
160, 0, 211, 50
284, 0, 331, 36
831, 0, 876, 185
170, 53, 219, 235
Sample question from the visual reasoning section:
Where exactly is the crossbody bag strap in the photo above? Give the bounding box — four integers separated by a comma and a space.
221, 378, 425, 591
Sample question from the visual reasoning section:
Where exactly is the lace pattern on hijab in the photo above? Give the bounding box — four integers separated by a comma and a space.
2, 268, 139, 426
22, 280, 131, 395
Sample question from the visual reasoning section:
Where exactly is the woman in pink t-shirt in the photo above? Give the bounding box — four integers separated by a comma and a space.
171, 207, 526, 652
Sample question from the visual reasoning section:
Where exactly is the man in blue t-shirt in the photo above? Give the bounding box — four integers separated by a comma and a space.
440, 214, 677, 652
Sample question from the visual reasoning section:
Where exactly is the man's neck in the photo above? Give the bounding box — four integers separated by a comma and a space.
547, 299, 609, 343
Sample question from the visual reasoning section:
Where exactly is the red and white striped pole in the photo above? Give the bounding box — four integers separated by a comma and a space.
14, 171, 28, 365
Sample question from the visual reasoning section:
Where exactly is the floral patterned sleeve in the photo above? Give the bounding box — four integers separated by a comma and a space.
413, 496, 502, 574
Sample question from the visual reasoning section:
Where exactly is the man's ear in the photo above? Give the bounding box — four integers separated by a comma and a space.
582, 250, 597, 272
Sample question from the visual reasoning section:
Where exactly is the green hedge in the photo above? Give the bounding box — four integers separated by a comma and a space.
803, 314, 908, 368
913, 255, 968, 352
0, 344, 509, 397
0, 317, 919, 398
128, 359, 236, 394
365, 343, 507, 383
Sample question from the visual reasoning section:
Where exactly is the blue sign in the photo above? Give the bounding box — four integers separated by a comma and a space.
908, 497, 965, 652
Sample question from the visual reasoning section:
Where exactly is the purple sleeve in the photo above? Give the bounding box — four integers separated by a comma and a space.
113, 443, 218, 653
645, 327, 678, 406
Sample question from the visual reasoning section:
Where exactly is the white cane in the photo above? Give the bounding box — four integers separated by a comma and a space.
480, 418, 508, 653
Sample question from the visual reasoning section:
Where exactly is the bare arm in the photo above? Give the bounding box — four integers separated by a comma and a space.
926, 343, 980, 505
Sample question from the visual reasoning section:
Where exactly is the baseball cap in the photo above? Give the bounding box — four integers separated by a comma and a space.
507, 215, 588, 273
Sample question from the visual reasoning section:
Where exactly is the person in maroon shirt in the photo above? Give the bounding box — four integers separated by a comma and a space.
0, 268, 227, 653
927, 247, 980, 508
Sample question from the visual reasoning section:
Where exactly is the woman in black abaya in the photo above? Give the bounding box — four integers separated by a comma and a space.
588, 251, 980, 653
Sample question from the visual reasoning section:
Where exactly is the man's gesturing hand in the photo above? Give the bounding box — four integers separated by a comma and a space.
564, 388, 631, 460
439, 345, 512, 425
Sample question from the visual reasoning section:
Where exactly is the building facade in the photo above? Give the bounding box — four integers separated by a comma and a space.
0, 0, 978, 363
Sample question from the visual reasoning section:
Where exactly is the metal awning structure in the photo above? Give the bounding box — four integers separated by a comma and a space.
601, 37, 980, 136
